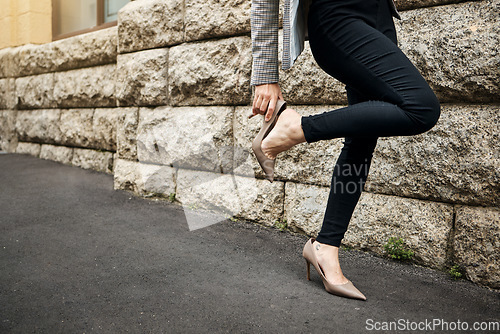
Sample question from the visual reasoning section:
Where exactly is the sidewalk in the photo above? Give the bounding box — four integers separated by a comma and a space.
0, 153, 498, 333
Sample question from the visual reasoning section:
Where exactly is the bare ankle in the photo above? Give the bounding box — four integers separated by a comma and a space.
290, 116, 306, 144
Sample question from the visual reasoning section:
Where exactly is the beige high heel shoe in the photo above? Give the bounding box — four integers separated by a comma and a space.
303, 238, 367, 301
251, 99, 287, 182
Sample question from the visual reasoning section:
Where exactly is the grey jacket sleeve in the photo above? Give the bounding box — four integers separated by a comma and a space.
250, 0, 280, 86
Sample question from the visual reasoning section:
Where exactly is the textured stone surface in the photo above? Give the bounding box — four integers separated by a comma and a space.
0, 46, 20, 78
275, 0, 499, 104
454, 206, 500, 288
279, 38, 347, 105
15, 142, 41, 156
113, 158, 176, 196
176, 168, 285, 224
344, 192, 454, 269
395, 0, 463, 11
366, 105, 500, 207
0, 110, 18, 152
15, 73, 55, 109
114, 159, 139, 192
53, 64, 116, 108
117, 48, 168, 106
116, 107, 139, 161
72, 148, 114, 174
397, 0, 500, 102
118, 0, 184, 53
39, 144, 73, 165
15, 109, 62, 144
234, 105, 344, 184
138, 163, 177, 195
137, 106, 233, 172
93, 108, 120, 151
285, 182, 454, 268
59, 109, 94, 147
0, 78, 16, 109
49, 65, 116, 108
16, 27, 117, 76
185, 0, 251, 40
168, 37, 252, 106
284, 181, 329, 236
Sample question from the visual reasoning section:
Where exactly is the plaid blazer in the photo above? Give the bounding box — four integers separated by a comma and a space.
250, 0, 401, 86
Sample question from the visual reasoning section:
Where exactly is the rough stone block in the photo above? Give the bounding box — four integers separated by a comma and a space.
39, 144, 73, 164
285, 182, 454, 269
276, 1, 498, 104
114, 159, 139, 192
116, 107, 139, 161
15, 142, 41, 156
185, 0, 251, 41
344, 192, 454, 269
113, 158, 176, 195
116, 48, 168, 106
0, 109, 18, 152
93, 108, 120, 151
72, 148, 114, 174
234, 105, 344, 184
53, 64, 116, 108
56, 108, 119, 150
279, 38, 347, 105
284, 181, 329, 236
168, 36, 252, 106
0, 78, 16, 109
15, 109, 62, 144
176, 168, 284, 224
0, 46, 20, 78
454, 206, 500, 288
16, 27, 117, 76
138, 163, 176, 195
366, 105, 500, 207
118, 0, 184, 53
137, 106, 234, 172
396, 0, 499, 102
395, 0, 463, 11
59, 109, 94, 147
15, 72, 55, 109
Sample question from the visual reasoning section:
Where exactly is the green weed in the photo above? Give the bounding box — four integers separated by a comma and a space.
274, 219, 288, 231
449, 264, 464, 280
384, 237, 414, 261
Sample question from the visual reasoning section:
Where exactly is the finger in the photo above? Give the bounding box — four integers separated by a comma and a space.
259, 98, 270, 116
266, 97, 277, 122
252, 95, 262, 115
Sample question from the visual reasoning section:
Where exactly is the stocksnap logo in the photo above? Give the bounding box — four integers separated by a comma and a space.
136, 111, 260, 231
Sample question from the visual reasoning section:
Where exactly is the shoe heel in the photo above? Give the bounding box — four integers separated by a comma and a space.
305, 259, 311, 281
251, 99, 287, 182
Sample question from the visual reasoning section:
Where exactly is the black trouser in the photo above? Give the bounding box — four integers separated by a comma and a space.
302, 0, 440, 247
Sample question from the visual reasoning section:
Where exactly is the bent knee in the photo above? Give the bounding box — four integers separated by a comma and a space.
411, 94, 441, 134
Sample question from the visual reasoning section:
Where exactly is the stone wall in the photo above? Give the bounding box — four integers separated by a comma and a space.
0, 0, 498, 288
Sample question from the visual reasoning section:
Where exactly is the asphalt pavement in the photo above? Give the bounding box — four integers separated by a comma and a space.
0, 153, 498, 333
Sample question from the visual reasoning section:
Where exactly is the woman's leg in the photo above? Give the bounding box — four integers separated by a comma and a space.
263, 0, 440, 285
308, 0, 440, 251
301, 0, 440, 142
313, 86, 378, 284
316, 84, 378, 243
307, 0, 440, 285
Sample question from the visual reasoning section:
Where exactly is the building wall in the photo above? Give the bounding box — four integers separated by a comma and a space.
0, 0, 52, 48
0, 0, 499, 288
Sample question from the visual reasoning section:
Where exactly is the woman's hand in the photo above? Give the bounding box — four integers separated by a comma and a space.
251, 83, 284, 121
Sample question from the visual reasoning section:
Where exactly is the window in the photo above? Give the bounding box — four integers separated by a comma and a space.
52, 0, 129, 40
